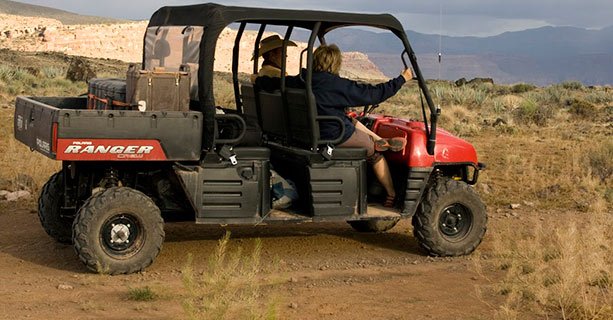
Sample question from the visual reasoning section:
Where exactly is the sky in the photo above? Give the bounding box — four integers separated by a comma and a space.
15, 0, 613, 37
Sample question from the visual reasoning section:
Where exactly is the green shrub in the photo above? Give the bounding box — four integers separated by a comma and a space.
127, 286, 157, 301
561, 81, 583, 90
514, 98, 555, 126
566, 98, 596, 119
0, 65, 31, 82
41, 66, 66, 79
542, 85, 569, 105
584, 89, 613, 105
587, 141, 613, 182
511, 83, 536, 94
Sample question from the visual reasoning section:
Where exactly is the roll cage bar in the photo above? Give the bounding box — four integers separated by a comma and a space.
146, 2, 438, 155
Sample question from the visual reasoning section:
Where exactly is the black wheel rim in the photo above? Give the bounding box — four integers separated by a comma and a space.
101, 214, 143, 258
439, 203, 472, 241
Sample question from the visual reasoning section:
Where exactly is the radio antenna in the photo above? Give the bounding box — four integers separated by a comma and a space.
438, 2, 443, 80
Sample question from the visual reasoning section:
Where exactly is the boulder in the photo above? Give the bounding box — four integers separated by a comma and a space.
467, 77, 494, 85
66, 57, 96, 82
5, 190, 31, 202
455, 77, 467, 87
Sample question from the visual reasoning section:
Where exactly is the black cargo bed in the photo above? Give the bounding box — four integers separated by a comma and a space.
14, 96, 203, 161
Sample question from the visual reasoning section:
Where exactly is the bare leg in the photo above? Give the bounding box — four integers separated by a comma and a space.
340, 125, 395, 199
372, 156, 395, 198
353, 118, 382, 141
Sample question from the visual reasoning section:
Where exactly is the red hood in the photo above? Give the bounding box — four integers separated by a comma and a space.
369, 116, 479, 167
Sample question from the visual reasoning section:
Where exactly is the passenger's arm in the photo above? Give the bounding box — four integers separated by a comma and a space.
334, 74, 407, 107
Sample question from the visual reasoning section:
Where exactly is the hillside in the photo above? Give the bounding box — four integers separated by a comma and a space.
0, 0, 122, 24
321, 26, 613, 86
0, 12, 385, 80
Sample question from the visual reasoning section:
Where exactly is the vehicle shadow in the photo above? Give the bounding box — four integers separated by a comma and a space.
0, 211, 86, 273
163, 220, 422, 255
1, 210, 422, 274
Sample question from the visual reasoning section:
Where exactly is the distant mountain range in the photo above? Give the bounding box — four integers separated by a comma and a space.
286, 26, 613, 86
2, 0, 611, 85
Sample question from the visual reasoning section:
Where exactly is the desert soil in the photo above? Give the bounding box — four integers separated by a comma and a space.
0, 196, 526, 320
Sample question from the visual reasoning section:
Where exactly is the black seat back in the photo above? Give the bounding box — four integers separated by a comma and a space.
258, 90, 288, 142
285, 88, 319, 149
241, 83, 259, 127
243, 80, 344, 150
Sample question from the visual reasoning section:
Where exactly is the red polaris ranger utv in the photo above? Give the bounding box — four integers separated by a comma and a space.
13, 3, 487, 274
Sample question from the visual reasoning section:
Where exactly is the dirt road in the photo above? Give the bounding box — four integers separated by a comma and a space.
0, 200, 506, 320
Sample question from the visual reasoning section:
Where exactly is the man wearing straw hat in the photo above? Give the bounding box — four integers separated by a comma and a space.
255, 35, 297, 78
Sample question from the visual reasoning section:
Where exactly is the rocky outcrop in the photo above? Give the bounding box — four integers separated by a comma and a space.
0, 13, 386, 79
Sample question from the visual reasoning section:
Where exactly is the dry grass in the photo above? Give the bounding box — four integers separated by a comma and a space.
127, 286, 158, 302
181, 232, 279, 320
1, 50, 611, 318
0, 108, 60, 192
480, 212, 612, 320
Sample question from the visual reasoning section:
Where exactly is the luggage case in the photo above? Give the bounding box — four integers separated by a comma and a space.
126, 65, 191, 112
87, 78, 132, 110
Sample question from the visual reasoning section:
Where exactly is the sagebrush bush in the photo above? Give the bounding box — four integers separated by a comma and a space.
566, 98, 596, 119
542, 85, 569, 105
513, 98, 554, 126
41, 66, 66, 79
561, 80, 583, 90
584, 89, 613, 105
587, 140, 613, 182
511, 83, 536, 94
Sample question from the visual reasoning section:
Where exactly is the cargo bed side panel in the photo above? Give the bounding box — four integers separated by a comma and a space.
57, 108, 203, 161
14, 96, 204, 161
14, 96, 59, 159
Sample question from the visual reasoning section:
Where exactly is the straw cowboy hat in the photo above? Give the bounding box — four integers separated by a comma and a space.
255, 35, 297, 58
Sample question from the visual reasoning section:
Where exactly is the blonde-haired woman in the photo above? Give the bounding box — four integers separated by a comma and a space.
312, 44, 413, 207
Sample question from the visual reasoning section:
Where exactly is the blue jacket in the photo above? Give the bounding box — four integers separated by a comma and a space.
254, 72, 406, 144
311, 72, 406, 143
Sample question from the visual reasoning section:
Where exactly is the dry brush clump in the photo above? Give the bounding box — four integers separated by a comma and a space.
181, 232, 279, 320
488, 135, 611, 213
0, 109, 60, 193
483, 213, 612, 320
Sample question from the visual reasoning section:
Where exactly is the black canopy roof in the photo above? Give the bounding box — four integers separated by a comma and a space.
148, 3, 406, 35
146, 3, 415, 151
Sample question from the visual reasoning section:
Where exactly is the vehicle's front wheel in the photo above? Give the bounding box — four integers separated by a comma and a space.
412, 178, 487, 256
73, 187, 165, 274
348, 218, 399, 233
38, 171, 73, 244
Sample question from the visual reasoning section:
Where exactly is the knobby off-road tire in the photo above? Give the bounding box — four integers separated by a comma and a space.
38, 171, 73, 244
348, 218, 400, 233
412, 177, 487, 256
73, 187, 165, 275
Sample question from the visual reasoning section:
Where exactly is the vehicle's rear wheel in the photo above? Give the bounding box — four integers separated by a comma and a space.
73, 187, 165, 275
348, 218, 399, 233
38, 171, 73, 244
412, 177, 487, 256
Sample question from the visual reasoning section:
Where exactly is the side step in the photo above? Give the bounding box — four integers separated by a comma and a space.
195, 204, 402, 225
